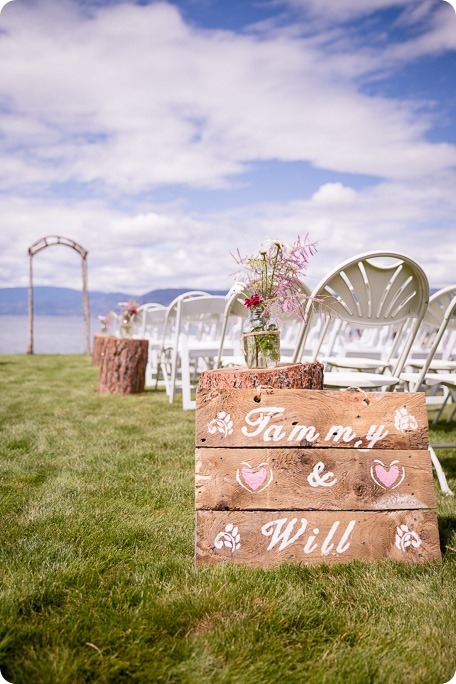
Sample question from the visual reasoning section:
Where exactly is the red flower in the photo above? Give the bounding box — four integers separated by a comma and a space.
244, 293, 263, 308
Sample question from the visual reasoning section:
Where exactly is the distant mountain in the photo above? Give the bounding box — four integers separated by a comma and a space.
0, 286, 227, 316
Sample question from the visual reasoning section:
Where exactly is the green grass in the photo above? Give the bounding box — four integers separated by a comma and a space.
0, 355, 455, 684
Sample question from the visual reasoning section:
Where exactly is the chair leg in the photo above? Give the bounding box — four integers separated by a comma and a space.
446, 388, 456, 423
180, 348, 195, 410
158, 348, 172, 396
429, 446, 454, 496
431, 387, 451, 425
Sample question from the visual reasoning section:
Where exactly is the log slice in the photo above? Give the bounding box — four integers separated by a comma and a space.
198, 362, 323, 390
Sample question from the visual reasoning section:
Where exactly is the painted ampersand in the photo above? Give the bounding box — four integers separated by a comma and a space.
307, 462, 337, 488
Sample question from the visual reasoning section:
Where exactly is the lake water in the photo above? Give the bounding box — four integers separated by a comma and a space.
0, 316, 103, 354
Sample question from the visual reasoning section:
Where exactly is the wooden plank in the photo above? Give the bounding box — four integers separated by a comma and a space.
195, 510, 441, 566
196, 389, 428, 450
195, 448, 436, 511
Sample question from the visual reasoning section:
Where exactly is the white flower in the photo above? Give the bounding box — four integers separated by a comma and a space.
260, 238, 291, 255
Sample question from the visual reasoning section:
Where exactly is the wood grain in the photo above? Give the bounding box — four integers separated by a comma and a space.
92, 334, 109, 366
98, 336, 149, 394
195, 448, 436, 511
196, 389, 428, 450
195, 509, 441, 566
199, 363, 324, 390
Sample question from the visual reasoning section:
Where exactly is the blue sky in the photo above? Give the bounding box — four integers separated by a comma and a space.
0, 0, 455, 295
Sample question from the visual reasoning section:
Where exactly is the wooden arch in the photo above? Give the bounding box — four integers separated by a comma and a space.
27, 235, 91, 354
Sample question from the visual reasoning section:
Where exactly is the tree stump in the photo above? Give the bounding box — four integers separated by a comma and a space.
92, 334, 109, 366
198, 362, 324, 391
98, 336, 149, 394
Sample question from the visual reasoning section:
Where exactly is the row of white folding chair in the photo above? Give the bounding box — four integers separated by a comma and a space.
405, 285, 456, 369
399, 286, 456, 496
131, 303, 167, 387
158, 292, 227, 410
289, 251, 456, 496
400, 287, 456, 496
158, 288, 314, 408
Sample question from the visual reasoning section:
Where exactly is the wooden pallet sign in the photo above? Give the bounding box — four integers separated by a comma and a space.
195, 387, 441, 566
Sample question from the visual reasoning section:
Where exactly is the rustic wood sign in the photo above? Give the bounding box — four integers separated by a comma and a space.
195, 384, 441, 567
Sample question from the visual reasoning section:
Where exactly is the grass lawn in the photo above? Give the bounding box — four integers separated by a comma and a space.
0, 355, 455, 684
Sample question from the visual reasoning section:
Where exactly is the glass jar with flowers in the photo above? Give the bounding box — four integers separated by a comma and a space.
119, 300, 139, 338
231, 236, 317, 369
97, 312, 112, 335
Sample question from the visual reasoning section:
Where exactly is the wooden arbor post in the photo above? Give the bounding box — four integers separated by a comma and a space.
27, 236, 91, 355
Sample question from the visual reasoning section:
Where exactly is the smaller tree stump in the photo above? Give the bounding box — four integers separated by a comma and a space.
98, 336, 149, 394
92, 334, 109, 366
198, 362, 323, 390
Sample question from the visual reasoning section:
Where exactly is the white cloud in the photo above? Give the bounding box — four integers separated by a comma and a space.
0, 0, 455, 196
0, 0, 454, 296
311, 182, 358, 205
283, 0, 410, 22
1, 167, 454, 295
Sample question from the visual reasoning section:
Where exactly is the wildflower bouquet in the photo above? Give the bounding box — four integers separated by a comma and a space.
98, 312, 113, 334
231, 235, 317, 367
119, 299, 140, 337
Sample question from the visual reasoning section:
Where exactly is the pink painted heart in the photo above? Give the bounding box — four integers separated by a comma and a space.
375, 464, 400, 488
241, 466, 267, 491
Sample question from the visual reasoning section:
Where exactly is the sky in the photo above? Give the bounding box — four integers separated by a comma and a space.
0, 0, 455, 296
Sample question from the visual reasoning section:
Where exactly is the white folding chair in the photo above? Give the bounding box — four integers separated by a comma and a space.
160, 293, 227, 409
132, 302, 165, 338
292, 251, 430, 390
132, 303, 167, 387
401, 288, 456, 424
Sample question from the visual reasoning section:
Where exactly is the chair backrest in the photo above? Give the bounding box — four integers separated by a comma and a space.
160, 291, 210, 341
410, 286, 456, 359
424, 286, 456, 329
176, 294, 227, 341
410, 292, 456, 387
293, 251, 430, 375
133, 303, 166, 338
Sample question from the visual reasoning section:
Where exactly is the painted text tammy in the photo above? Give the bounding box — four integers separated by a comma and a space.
241, 406, 388, 450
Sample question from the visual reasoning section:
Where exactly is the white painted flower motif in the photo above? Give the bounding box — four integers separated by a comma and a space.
208, 411, 233, 438
395, 524, 422, 552
394, 406, 418, 433
214, 523, 241, 553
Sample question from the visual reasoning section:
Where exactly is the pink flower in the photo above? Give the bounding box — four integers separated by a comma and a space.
232, 235, 318, 321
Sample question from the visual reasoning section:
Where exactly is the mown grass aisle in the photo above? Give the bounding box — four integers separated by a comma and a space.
0, 355, 455, 683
